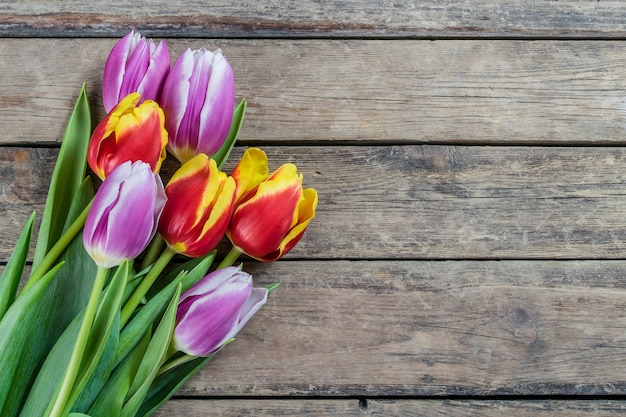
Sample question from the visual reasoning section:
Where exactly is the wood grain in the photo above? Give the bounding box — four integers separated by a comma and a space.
3, 145, 626, 261
1, 39, 626, 146
168, 260, 626, 396
1, 1, 626, 38
153, 399, 626, 417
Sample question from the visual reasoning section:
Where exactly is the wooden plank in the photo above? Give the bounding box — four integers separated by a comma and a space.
166, 260, 626, 396
153, 399, 626, 417
1, 1, 626, 38
4, 145, 626, 260
1, 39, 626, 146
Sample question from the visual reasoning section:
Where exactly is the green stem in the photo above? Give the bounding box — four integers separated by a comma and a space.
140, 233, 164, 271
120, 246, 176, 327
22, 200, 93, 294
157, 353, 197, 377
216, 246, 243, 270
46, 266, 109, 417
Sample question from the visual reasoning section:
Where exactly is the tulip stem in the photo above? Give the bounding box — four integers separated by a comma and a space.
22, 200, 93, 295
120, 246, 176, 327
46, 266, 109, 417
217, 246, 243, 270
140, 233, 165, 271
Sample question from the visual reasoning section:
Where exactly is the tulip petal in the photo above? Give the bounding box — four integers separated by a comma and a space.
231, 148, 269, 204
137, 39, 170, 103
231, 287, 268, 334
102, 31, 134, 112
162, 49, 193, 160
259, 187, 318, 262
119, 36, 150, 102
198, 50, 235, 156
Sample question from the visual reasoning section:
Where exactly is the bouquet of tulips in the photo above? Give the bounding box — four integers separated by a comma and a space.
0, 31, 317, 417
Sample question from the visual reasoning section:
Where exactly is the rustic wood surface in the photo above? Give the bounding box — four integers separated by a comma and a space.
3, 39, 626, 145
2, 1, 626, 416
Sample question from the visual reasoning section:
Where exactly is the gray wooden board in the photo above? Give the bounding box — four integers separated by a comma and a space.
1, 1, 626, 38
166, 260, 626, 396
1, 39, 626, 145
3, 146, 626, 260
152, 399, 626, 416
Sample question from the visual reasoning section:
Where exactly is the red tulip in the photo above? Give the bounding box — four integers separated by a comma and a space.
88, 92, 168, 180
228, 148, 318, 262
159, 154, 236, 258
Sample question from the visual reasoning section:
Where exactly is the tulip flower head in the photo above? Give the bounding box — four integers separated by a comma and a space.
83, 161, 166, 268
159, 154, 236, 258
173, 266, 268, 356
228, 148, 318, 262
88, 92, 168, 180
160, 47, 235, 163
102, 30, 170, 112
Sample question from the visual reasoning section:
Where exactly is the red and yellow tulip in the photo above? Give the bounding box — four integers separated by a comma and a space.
159, 154, 236, 258
87, 92, 168, 180
228, 148, 318, 262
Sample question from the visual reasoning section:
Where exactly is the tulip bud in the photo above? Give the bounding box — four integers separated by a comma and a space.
102, 30, 170, 112
173, 266, 267, 356
88, 92, 168, 180
228, 149, 318, 262
160, 48, 235, 163
159, 154, 236, 258
83, 161, 166, 268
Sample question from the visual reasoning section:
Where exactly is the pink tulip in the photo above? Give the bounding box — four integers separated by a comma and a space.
173, 266, 267, 356
83, 161, 166, 268
160, 48, 235, 163
102, 30, 170, 112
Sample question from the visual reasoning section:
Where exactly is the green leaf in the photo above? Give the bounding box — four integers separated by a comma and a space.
135, 355, 213, 417
33, 84, 91, 270
0, 262, 63, 416
213, 98, 247, 169
69, 413, 92, 417
88, 329, 151, 417
65, 262, 130, 414
120, 285, 181, 417
1, 181, 97, 417
18, 309, 83, 417
0, 212, 35, 320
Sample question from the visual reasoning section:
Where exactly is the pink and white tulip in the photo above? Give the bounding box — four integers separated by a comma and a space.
102, 30, 170, 112
173, 266, 267, 356
160, 48, 235, 163
83, 161, 166, 268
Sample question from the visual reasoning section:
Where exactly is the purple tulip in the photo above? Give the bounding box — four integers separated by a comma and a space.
102, 30, 170, 112
83, 161, 166, 268
173, 266, 268, 356
160, 48, 235, 163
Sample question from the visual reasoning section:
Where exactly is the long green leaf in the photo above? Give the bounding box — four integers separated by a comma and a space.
88, 330, 151, 417
33, 84, 91, 269
120, 286, 181, 417
65, 262, 130, 414
0, 262, 63, 416
1, 180, 96, 417
0, 212, 35, 320
18, 309, 83, 417
136, 355, 213, 417
213, 98, 247, 169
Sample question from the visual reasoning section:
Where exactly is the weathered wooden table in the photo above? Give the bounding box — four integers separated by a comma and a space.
3, 1, 626, 416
